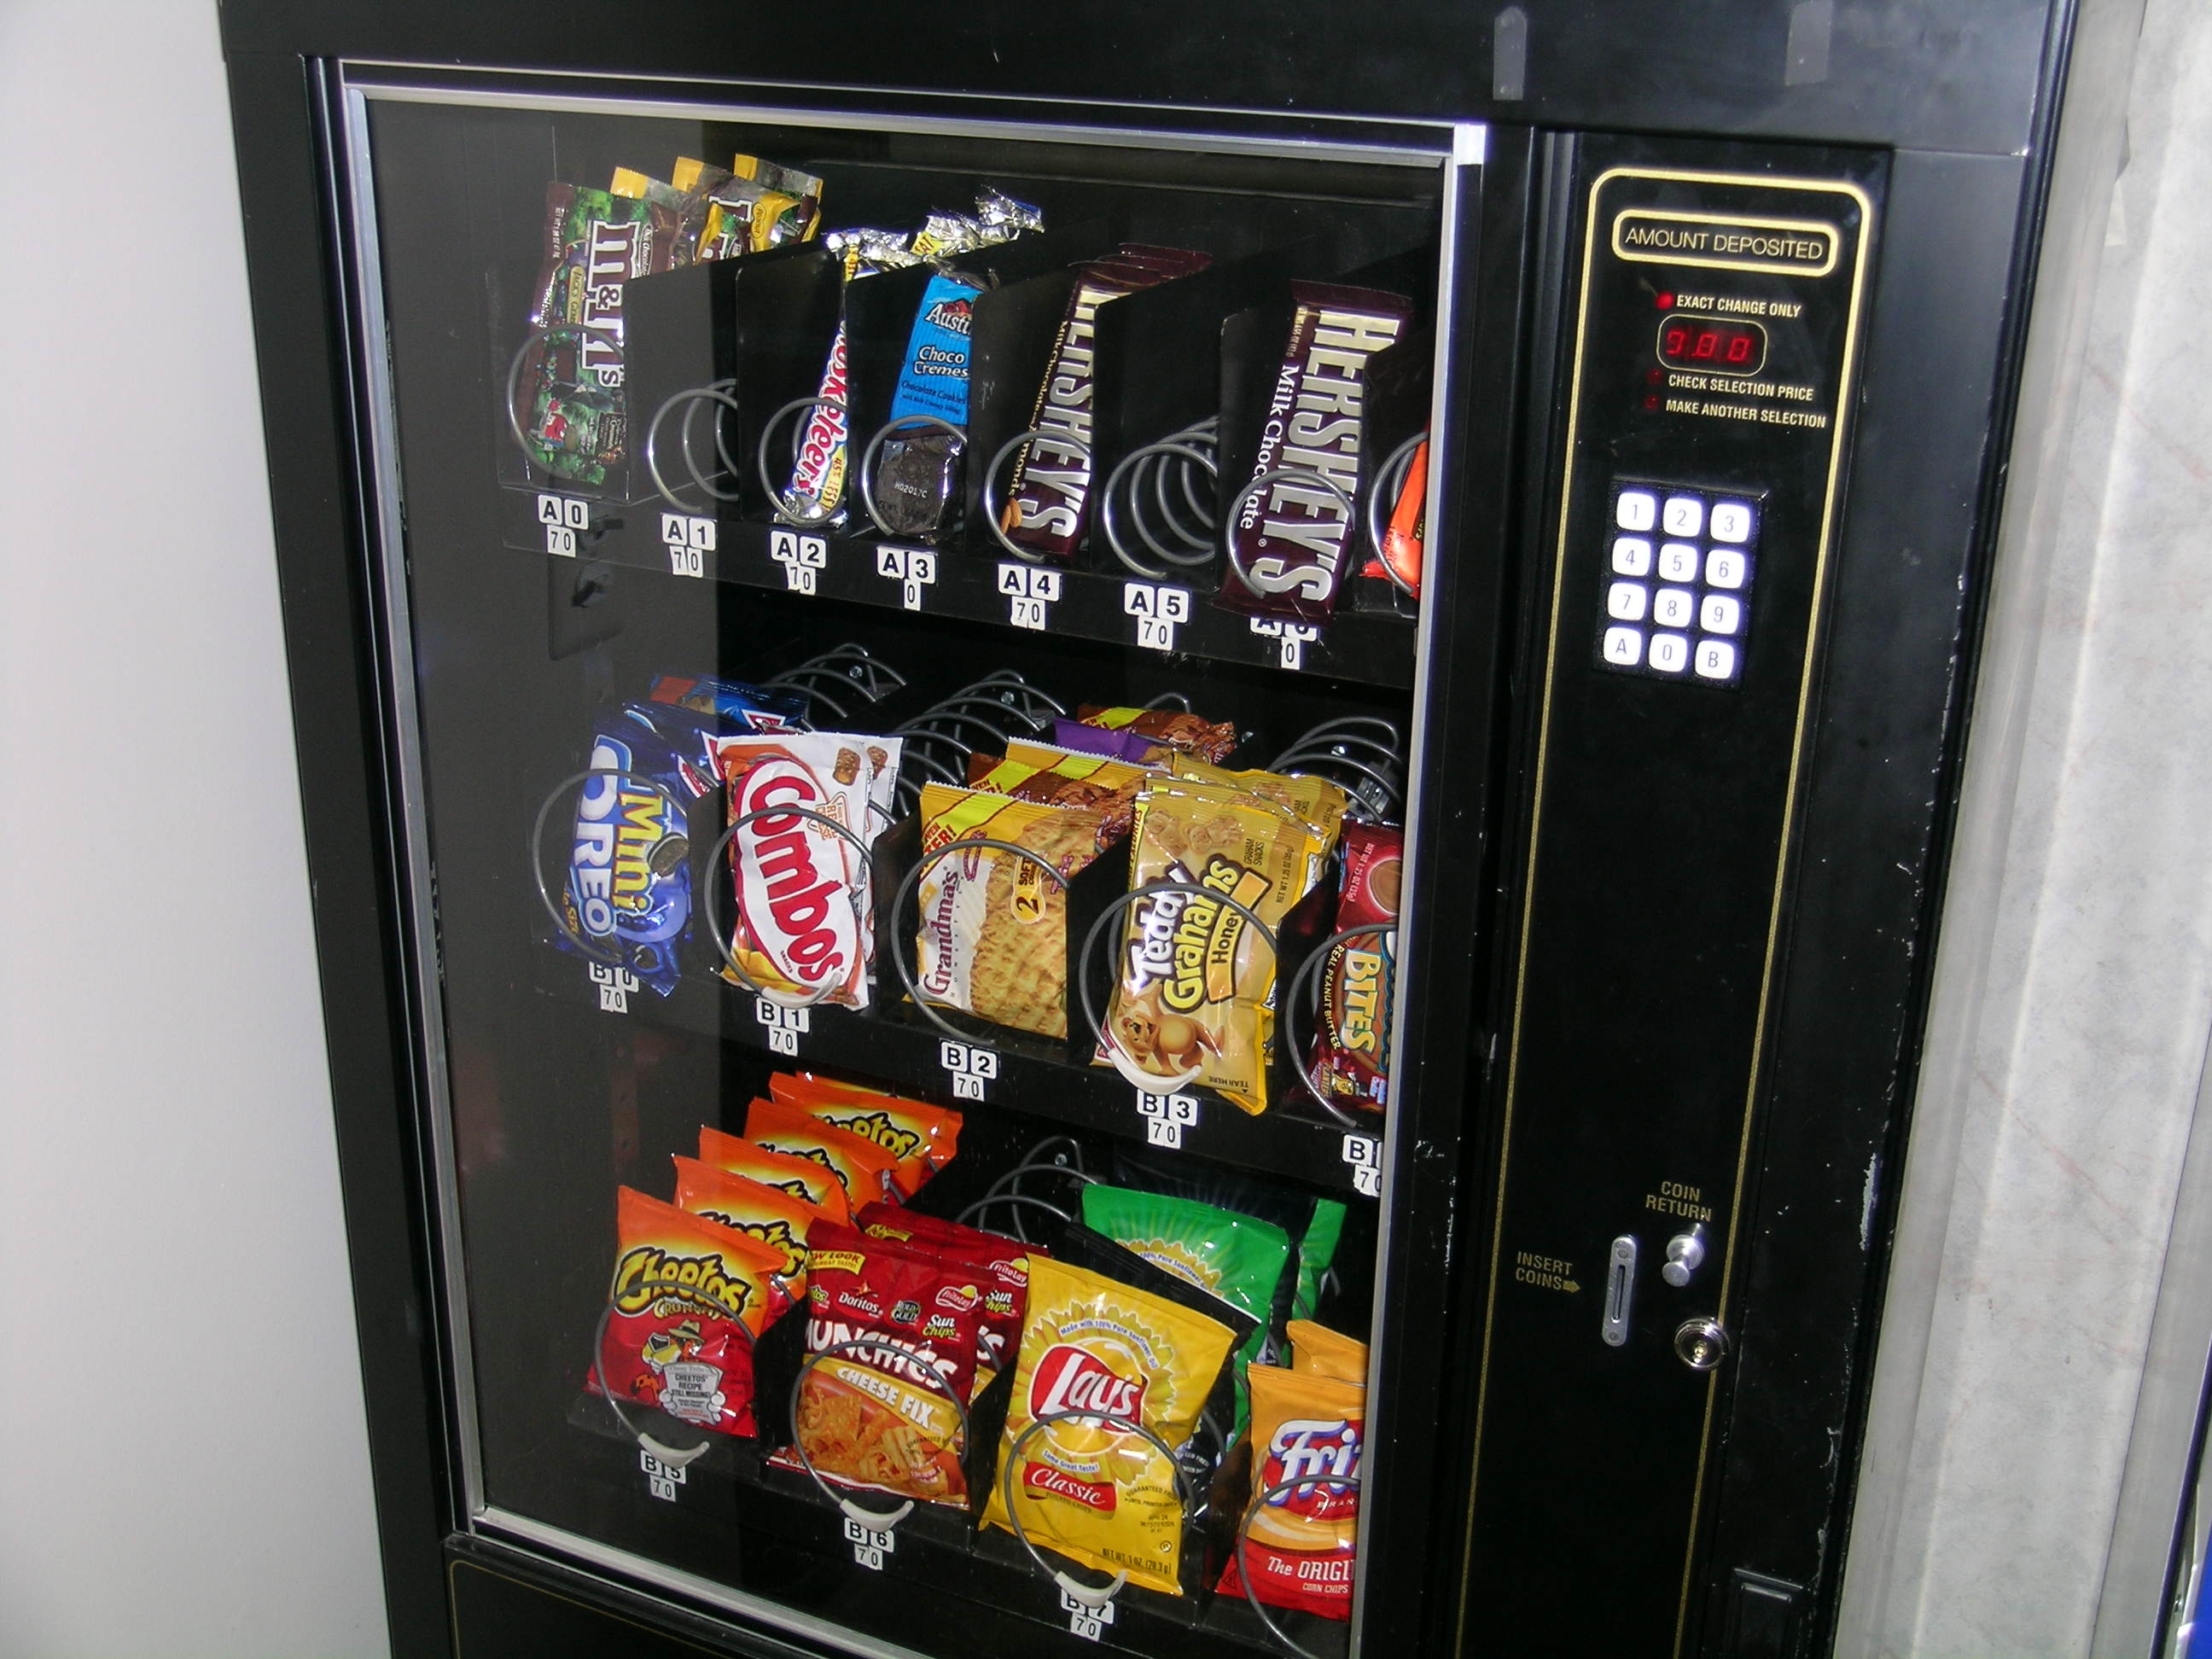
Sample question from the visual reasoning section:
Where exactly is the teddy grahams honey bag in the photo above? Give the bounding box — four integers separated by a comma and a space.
1096, 778, 1337, 1113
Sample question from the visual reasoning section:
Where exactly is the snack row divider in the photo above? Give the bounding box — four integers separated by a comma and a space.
503, 486, 1418, 691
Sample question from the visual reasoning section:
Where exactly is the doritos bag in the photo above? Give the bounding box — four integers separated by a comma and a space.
670, 1155, 830, 1295
792, 1223, 982, 1506
696, 1125, 853, 1224
745, 1095, 904, 1208
597, 1187, 791, 1437
981, 1254, 1239, 1596
1215, 1364, 1364, 1619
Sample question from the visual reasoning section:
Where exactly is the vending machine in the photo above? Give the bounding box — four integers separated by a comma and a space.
218, 0, 2133, 1653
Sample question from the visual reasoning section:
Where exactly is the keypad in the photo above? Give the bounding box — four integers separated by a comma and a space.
1595, 479, 1760, 686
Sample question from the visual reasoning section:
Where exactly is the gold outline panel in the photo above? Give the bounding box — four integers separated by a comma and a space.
1452, 165, 1874, 1659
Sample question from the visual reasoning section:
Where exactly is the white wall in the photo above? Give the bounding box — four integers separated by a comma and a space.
0, 3, 388, 1655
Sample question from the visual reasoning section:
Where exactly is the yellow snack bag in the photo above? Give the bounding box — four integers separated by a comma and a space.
1095, 778, 1334, 1113
1217, 1363, 1365, 1619
981, 1256, 1237, 1596
1287, 1318, 1369, 1383
914, 783, 1106, 1039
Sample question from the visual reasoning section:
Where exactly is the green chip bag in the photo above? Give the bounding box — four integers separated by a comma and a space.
1080, 1184, 1291, 1440
1295, 1198, 1348, 1322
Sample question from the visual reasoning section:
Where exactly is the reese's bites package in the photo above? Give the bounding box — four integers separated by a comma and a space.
969, 740, 1148, 852
912, 783, 1109, 1041
744, 1094, 905, 1208
858, 1202, 1035, 1387
697, 1126, 853, 1224
713, 734, 889, 1009
766, 1074, 963, 1192
792, 1223, 983, 1506
1219, 282, 1412, 625
1215, 1364, 1364, 1620
521, 185, 683, 486
1308, 824, 1402, 1115
1078, 704, 1238, 765
981, 1254, 1241, 1596
1097, 779, 1337, 1114
670, 1154, 827, 1295
1287, 1319, 1369, 1384
557, 703, 719, 998
1080, 1185, 1292, 1439
598, 1187, 792, 1437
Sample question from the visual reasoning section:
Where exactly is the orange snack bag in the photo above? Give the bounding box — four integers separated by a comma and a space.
597, 1186, 791, 1438
744, 1094, 904, 1207
670, 1154, 830, 1295
1216, 1363, 1364, 1619
696, 1125, 853, 1224
1287, 1318, 1369, 1384
768, 1073, 963, 1190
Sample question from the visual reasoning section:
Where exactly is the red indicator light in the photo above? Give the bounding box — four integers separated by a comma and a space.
1656, 291, 1674, 309
1644, 394, 1660, 410
1647, 368, 1664, 384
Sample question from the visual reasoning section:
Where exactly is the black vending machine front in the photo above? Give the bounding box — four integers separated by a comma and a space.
217, 2, 2117, 1655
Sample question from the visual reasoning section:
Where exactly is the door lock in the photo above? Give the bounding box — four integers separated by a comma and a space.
1674, 1317, 1729, 1371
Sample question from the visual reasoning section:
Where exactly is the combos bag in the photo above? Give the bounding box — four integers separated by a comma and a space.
696, 1125, 853, 1224
913, 783, 1109, 1041
598, 1187, 792, 1437
1307, 823, 1404, 1115
713, 735, 894, 1009
670, 1155, 829, 1296
981, 1254, 1241, 1597
793, 1223, 982, 1506
766, 1073, 963, 1193
1080, 1185, 1292, 1438
744, 1095, 905, 1208
1216, 1364, 1365, 1620
1096, 779, 1340, 1114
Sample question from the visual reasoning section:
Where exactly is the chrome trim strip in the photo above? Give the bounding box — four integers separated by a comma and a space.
337, 76, 486, 1517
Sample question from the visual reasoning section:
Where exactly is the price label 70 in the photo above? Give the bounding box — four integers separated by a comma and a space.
1342, 1132, 1382, 1197
1124, 581, 1191, 652
998, 562, 1062, 631
538, 492, 587, 556
661, 512, 713, 579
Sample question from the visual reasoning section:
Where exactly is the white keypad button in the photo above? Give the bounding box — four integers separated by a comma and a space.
1653, 588, 1695, 628
1695, 639, 1738, 679
1611, 536, 1653, 576
1710, 502, 1755, 544
1662, 496, 1704, 538
1700, 593, 1743, 634
1649, 633, 1690, 674
1705, 549, 1749, 590
1615, 490, 1656, 532
1658, 543, 1700, 582
1607, 581, 1649, 622
1603, 626, 1645, 667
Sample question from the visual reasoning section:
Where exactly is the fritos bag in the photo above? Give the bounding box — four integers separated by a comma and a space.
981, 1255, 1238, 1596
712, 734, 883, 1009
913, 783, 1106, 1040
793, 1224, 982, 1506
696, 1125, 853, 1224
1288, 1319, 1369, 1383
767, 1074, 963, 1194
858, 1202, 1036, 1387
744, 1095, 904, 1208
598, 1187, 792, 1437
670, 1155, 829, 1295
1096, 779, 1336, 1113
1215, 1364, 1365, 1619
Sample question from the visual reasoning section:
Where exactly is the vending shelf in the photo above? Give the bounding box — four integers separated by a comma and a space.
508, 486, 1418, 691
536, 958, 1386, 1198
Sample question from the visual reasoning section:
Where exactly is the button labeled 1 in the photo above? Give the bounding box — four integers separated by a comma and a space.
1615, 490, 1656, 532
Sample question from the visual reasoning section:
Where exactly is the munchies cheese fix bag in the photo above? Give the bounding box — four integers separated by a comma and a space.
598, 1187, 792, 1438
981, 1254, 1239, 1596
